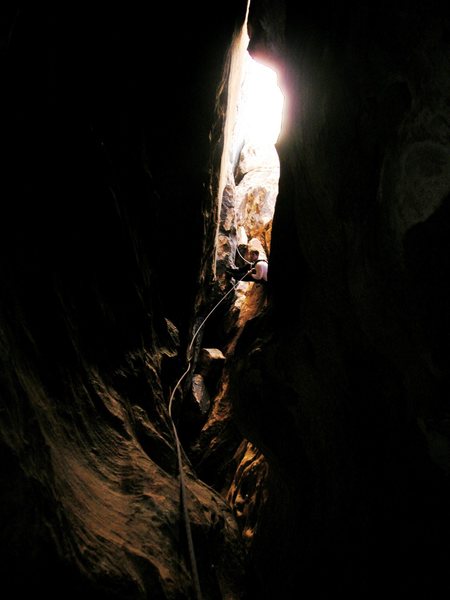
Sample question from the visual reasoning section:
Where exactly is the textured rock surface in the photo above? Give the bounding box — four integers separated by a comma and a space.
0, 4, 248, 599
2, 2, 450, 599
227, 1, 450, 597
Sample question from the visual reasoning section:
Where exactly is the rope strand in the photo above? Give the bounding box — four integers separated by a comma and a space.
235, 243, 253, 265
167, 273, 248, 600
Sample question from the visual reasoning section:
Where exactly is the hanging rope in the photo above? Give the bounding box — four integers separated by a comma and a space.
167, 272, 249, 600
235, 243, 253, 265
168, 388, 203, 600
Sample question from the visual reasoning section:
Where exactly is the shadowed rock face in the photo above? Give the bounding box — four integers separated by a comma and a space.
0, 4, 249, 599
227, 1, 450, 597
2, 1, 450, 599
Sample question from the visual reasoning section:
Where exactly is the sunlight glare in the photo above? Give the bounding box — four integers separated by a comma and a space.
241, 52, 284, 145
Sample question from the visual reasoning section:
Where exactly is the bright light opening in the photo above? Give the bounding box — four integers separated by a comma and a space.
215, 17, 286, 296
240, 52, 284, 146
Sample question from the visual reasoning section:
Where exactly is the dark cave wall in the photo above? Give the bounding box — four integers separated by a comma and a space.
230, 1, 450, 597
2, 2, 450, 599
0, 4, 249, 599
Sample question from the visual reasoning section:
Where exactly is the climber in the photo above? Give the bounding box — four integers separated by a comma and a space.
226, 248, 268, 283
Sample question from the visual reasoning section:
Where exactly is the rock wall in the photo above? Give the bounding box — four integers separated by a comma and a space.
2, 2, 450, 599
228, 1, 450, 597
0, 4, 249, 599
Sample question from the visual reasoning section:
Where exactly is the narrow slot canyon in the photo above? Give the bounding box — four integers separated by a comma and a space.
1, 2, 450, 599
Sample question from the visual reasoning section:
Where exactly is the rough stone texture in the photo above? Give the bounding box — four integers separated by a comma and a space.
214, 33, 281, 275
235, 142, 280, 242
0, 4, 249, 599
226, 442, 269, 549
227, 1, 450, 598
3, 2, 450, 600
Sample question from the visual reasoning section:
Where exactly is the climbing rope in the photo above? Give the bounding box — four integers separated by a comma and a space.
235, 243, 253, 265
168, 387, 202, 600
167, 272, 249, 600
